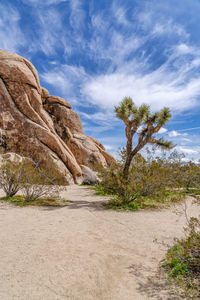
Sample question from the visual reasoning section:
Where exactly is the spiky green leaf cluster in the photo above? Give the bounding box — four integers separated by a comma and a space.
156, 107, 171, 125
115, 97, 149, 126
114, 97, 135, 120
155, 138, 174, 149
115, 97, 171, 129
134, 104, 149, 125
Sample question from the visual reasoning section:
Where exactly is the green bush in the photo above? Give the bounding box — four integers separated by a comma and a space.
0, 159, 65, 202
0, 160, 25, 197
163, 217, 200, 298
95, 149, 200, 211
20, 161, 64, 202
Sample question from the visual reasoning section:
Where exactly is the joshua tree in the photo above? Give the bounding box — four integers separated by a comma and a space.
115, 97, 173, 176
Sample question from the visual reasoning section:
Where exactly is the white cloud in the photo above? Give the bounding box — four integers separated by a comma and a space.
168, 130, 188, 137
35, 1, 200, 150
41, 64, 87, 104
177, 147, 198, 155
88, 8, 145, 69
0, 4, 25, 53
69, 0, 85, 32
77, 8, 200, 113
157, 128, 168, 134
21, 0, 68, 6
104, 145, 113, 151
152, 20, 188, 38
137, 9, 189, 39
181, 138, 192, 142
25, 1, 86, 57
112, 4, 130, 27
28, 7, 72, 56
178, 126, 200, 132
82, 66, 200, 112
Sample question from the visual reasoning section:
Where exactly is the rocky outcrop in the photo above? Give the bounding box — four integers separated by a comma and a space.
0, 152, 28, 166
0, 50, 115, 184
44, 101, 114, 167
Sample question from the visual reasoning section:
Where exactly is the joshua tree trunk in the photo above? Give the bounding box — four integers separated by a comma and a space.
123, 125, 134, 177
123, 142, 146, 177
123, 154, 132, 177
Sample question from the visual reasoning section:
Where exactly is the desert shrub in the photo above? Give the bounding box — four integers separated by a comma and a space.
21, 162, 64, 202
163, 217, 200, 298
179, 162, 200, 191
0, 158, 65, 202
95, 149, 200, 209
0, 160, 25, 197
96, 152, 173, 200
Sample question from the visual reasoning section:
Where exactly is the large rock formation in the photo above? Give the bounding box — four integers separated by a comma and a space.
0, 50, 115, 184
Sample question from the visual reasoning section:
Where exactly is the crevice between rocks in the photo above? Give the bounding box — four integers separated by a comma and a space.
37, 137, 78, 184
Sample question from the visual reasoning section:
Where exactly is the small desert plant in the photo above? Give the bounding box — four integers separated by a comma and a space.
0, 157, 65, 202
0, 160, 25, 197
21, 162, 64, 202
163, 217, 200, 298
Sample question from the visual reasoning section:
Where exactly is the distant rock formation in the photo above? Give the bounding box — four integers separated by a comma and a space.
0, 50, 115, 184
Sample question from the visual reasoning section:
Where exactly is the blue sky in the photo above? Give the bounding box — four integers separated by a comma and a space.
1, 0, 200, 160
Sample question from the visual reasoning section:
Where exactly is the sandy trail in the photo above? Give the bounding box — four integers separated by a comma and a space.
0, 186, 199, 300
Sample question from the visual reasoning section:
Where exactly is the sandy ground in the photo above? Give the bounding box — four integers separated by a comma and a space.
0, 186, 199, 300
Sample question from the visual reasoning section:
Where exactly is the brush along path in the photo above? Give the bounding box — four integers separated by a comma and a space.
0, 185, 199, 300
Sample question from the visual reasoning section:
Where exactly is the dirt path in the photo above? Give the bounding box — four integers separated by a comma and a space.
0, 186, 199, 300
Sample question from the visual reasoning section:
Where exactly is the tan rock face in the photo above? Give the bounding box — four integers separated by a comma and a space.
0, 50, 115, 184
0, 152, 27, 166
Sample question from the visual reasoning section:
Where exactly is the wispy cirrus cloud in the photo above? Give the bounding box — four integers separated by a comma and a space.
69, 0, 85, 32
21, 0, 69, 6
0, 3, 25, 53
82, 56, 200, 112
36, 4, 200, 162
177, 147, 198, 155
137, 9, 189, 40
25, 0, 86, 57
2, 0, 198, 158
41, 2, 200, 117
41, 64, 88, 104
168, 131, 188, 137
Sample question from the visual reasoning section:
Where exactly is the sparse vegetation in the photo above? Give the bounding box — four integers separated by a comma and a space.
94, 149, 200, 211
162, 217, 200, 299
0, 195, 68, 207
103, 190, 184, 211
0, 160, 25, 197
0, 98, 199, 298
20, 161, 64, 202
0, 158, 66, 203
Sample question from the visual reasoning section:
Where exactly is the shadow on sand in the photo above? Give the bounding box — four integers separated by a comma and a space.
128, 263, 183, 300
66, 199, 106, 211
